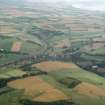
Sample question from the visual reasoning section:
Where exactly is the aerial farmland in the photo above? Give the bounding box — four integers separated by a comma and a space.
0, 0, 105, 105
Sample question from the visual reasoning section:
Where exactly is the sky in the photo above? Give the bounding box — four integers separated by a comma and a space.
27, 0, 105, 11
71, 0, 105, 11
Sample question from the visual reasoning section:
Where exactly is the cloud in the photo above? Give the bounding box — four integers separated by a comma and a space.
26, 0, 105, 11
69, 0, 105, 11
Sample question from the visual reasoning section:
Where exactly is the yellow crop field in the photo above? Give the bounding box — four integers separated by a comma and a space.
32, 61, 78, 72
8, 76, 69, 102
74, 82, 105, 97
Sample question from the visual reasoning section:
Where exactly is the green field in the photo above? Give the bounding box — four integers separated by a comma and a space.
88, 47, 105, 55
40, 63, 105, 105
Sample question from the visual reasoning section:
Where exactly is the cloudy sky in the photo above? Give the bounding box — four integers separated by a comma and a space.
71, 0, 105, 11
27, 0, 105, 11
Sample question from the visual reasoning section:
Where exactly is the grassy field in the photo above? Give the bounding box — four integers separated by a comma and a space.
34, 61, 105, 105
80, 53, 105, 62
21, 41, 42, 54
0, 89, 23, 105
0, 54, 25, 64
87, 47, 105, 55
1, 61, 105, 105
41, 75, 105, 105
0, 69, 26, 79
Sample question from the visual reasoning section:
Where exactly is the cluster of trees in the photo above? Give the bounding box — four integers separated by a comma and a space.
73, 52, 105, 77
0, 79, 7, 88
0, 55, 43, 69
0, 49, 29, 55
59, 77, 81, 88
0, 77, 22, 88
0, 87, 13, 95
21, 64, 48, 75
20, 99, 77, 105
